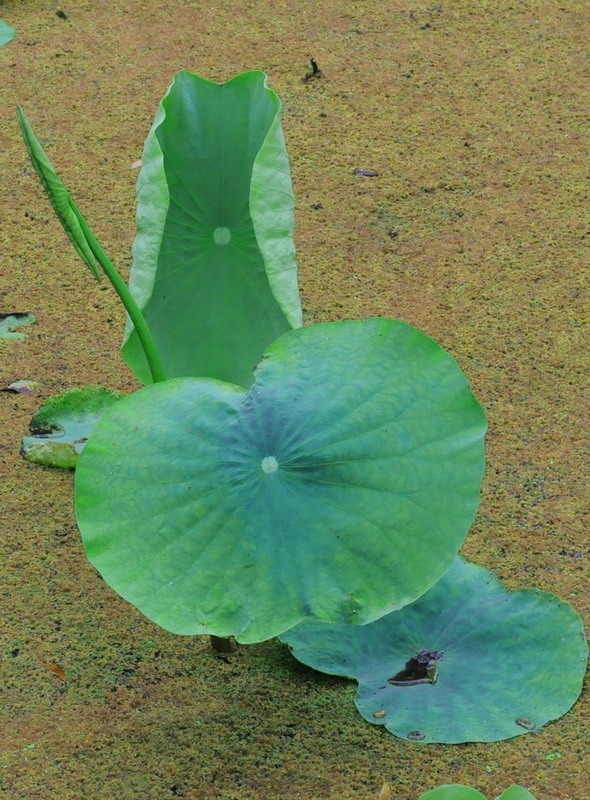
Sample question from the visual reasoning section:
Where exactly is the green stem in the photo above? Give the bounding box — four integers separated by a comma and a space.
74, 212, 166, 384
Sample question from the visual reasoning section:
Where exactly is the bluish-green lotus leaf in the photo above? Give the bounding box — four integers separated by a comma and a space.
0, 20, 15, 47
0, 312, 36, 340
76, 318, 486, 642
280, 558, 588, 742
122, 70, 302, 388
418, 786, 538, 800
22, 386, 125, 469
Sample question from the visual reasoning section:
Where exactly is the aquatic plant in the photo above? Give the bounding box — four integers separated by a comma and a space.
0, 20, 15, 47
19, 70, 586, 741
417, 786, 538, 800
18, 69, 486, 643
19, 70, 301, 389
280, 557, 587, 743
21, 387, 124, 469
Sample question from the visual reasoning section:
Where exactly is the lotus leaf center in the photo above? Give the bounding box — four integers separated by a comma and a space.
261, 456, 279, 474
213, 226, 231, 245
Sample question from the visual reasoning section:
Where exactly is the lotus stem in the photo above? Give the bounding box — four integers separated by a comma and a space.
73, 211, 166, 384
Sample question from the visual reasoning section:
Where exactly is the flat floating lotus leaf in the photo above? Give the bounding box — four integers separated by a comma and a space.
0, 312, 36, 340
122, 70, 301, 388
418, 787, 538, 800
76, 318, 486, 642
280, 558, 588, 743
494, 789, 538, 800
418, 788, 486, 800
22, 386, 125, 469
0, 20, 15, 47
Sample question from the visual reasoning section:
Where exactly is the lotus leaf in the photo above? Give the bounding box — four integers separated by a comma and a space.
122, 70, 302, 387
76, 318, 486, 642
0, 20, 15, 47
0, 312, 36, 340
418, 787, 538, 800
280, 557, 587, 742
22, 386, 125, 469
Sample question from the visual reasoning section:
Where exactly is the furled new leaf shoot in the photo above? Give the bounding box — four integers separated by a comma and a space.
17, 107, 165, 384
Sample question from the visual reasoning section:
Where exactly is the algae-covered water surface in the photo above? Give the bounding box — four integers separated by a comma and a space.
1, 1, 588, 798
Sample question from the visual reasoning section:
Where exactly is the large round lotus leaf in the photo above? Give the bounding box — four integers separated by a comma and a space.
280, 558, 588, 742
418, 787, 538, 800
76, 318, 486, 642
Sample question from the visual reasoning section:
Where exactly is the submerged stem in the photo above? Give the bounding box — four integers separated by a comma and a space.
74, 212, 166, 384
209, 635, 233, 655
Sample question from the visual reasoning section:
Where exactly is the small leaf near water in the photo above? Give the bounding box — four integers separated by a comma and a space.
0, 313, 36, 340
22, 386, 125, 469
0, 20, 15, 47
494, 788, 539, 800
417, 785, 539, 800
419, 788, 486, 800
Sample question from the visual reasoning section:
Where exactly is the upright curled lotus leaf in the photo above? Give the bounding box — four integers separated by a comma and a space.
280, 558, 588, 742
121, 70, 302, 388
76, 318, 486, 642
418, 787, 538, 800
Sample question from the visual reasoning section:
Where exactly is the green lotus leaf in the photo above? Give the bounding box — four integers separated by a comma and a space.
0, 20, 15, 47
280, 558, 588, 742
494, 788, 538, 800
22, 386, 125, 469
0, 312, 36, 340
122, 69, 302, 388
418, 787, 538, 800
418, 787, 486, 800
76, 318, 486, 642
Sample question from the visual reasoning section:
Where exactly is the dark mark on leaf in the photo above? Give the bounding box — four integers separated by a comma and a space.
515, 717, 536, 730
389, 649, 443, 686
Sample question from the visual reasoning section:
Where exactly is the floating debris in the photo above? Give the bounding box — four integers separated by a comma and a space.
301, 58, 322, 83
48, 663, 67, 680
1, 380, 37, 394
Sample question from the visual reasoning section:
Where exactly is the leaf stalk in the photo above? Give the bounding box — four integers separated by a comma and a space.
73, 212, 166, 384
